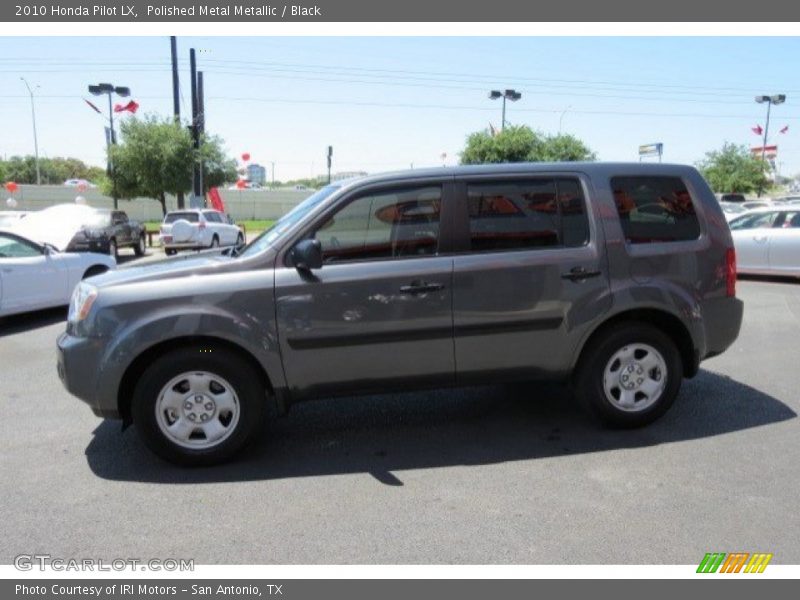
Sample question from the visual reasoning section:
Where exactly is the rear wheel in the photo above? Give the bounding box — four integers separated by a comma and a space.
210, 235, 219, 248
107, 238, 117, 258
164, 248, 177, 256
574, 323, 683, 428
131, 346, 266, 466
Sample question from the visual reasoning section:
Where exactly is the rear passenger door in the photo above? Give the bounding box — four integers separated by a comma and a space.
450, 175, 609, 383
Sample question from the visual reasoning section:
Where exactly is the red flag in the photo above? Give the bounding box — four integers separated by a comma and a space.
84, 98, 102, 114
780, 125, 789, 134
751, 125, 763, 135
113, 100, 139, 114
207, 187, 226, 212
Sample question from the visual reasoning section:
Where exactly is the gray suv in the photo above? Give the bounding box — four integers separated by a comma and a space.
57, 163, 743, 465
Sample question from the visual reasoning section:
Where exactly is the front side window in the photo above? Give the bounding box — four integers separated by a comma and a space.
612, 176, 701, 244
729, 212, 779, 230
0, 234, 41, 258
467, 178, 589, 252
313, 186, 441, 262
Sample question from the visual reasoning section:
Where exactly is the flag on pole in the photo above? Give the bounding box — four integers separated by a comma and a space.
84, 98, 102, 114
207, 187, 226, 213
751, 125, 763, 135
780, 125, 789, 134
113, 100, 139, 114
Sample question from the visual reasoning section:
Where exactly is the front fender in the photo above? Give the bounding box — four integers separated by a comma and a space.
92, 304, 285, 416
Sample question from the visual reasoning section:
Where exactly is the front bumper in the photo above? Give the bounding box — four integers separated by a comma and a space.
68, 240, 110, 253
57, 332, 120, 419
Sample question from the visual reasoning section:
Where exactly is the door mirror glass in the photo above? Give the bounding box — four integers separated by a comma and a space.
292, 238, 323, 271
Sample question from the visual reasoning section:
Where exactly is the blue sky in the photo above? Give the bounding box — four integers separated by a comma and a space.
1, 36, 798, 181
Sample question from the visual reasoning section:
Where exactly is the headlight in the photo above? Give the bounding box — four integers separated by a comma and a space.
68, 282, 98, 324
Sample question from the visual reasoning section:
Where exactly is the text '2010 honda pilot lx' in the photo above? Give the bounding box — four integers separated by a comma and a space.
58, 163, 743, 465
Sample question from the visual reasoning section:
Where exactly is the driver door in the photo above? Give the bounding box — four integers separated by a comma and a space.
274, 181, 456, 399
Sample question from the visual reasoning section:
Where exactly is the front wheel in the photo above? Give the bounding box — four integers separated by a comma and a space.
134, 234, 146, 257
573, 323, 683, 428
131, 347, 266, 466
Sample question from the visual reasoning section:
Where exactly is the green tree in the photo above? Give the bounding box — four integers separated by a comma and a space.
105, 115, 236, 216
460, 125, 596, 164
697, 142, 769, 194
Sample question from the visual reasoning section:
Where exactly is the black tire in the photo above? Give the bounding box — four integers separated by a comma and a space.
108, 238, 117, 258
236, 233, 245, 247
164, 248, 177, 256
134, 234, 146, 257
82, 265, 108, 280
131, 346, 266, 466
210, 235, 220, 248
573, 322, 683, 428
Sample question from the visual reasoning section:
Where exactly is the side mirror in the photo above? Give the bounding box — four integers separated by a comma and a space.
292, 239, 323, 271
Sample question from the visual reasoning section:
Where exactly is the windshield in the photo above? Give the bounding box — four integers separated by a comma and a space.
83, 211, 112, 228
237, 185, 341, 258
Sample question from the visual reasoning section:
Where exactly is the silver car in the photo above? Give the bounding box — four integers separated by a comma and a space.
58, 163, 743, 465
729, 207, 800, 277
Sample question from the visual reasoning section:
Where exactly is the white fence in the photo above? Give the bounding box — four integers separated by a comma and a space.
5, 185, 312, 222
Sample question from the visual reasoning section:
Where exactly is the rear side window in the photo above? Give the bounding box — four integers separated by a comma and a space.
165, 212, 199, 224
467, 178, 589, 252
203, 211, 223, 223
611, 176, 701, 244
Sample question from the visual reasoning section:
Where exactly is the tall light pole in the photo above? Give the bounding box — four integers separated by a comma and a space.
88, 83, 130, 209
755, 94, 786, 197
558, 105, 572, 134
489, 89, 522, 131
20, 77, 41, 186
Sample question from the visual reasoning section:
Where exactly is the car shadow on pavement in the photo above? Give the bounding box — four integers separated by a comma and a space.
0, 307, 66, 337
85, 369, 796, 485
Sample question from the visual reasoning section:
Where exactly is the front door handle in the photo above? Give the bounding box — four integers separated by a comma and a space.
753, 235, 768, 243
399, 281, 445, 295
562, 266, 602, 282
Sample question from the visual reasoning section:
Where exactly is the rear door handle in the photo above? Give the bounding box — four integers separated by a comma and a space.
399, 281, 445, 295
753, 235, 768, 243
561, 266, 602, 282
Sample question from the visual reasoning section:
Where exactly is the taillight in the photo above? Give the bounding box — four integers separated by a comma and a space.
726, 247, 736, 297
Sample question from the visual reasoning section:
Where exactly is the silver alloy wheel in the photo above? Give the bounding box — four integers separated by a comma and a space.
602, 343, 667, 412
155, 371, 241, 449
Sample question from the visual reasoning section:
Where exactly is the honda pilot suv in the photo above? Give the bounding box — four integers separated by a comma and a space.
57, 163, 743, 465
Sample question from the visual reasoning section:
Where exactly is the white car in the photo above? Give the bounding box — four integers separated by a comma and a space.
63, 179, 96, 188
0, 228, 116, 318
729, 207, 800, 278
159, 209, 244, 256
719, 202, 746, 222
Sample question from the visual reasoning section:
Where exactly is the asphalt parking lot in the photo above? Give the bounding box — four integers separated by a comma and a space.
1, 269, 799, 565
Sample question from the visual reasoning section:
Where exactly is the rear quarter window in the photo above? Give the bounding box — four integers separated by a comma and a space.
611, 176, 701, 244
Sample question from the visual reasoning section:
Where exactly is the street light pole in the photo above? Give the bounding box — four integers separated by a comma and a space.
755, 94, 786, 197
558, 105, 572, 134
20, 77, 41, 186
489, 89, 522, 131
88, 83, 130, 209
